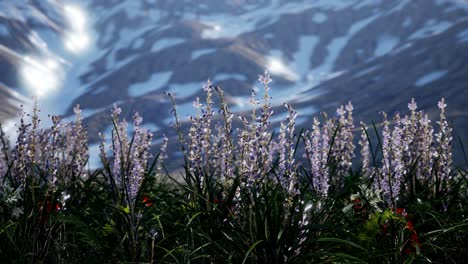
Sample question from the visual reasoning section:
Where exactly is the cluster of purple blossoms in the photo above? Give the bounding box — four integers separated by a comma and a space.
303, 102, 354, 196
214, 86, 235, 182
360, 98, 453, 205
170, 72, 456, 209
334, 102, 355, 187
376, 112, 405, 205
304, 116, 330, 196
435, 98, 452, 192
0, 100, 90, 200
175, 71, 292, 197
129, 112, 153, 204
107, 106, 155, 205
277, 103, 298, 196
65, 105, 89, 182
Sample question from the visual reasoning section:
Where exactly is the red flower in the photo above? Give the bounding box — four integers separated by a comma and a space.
393, 207, 408, 218
141, 195, 154, 207
37, 198, 61, 224
406, 220, 415, 231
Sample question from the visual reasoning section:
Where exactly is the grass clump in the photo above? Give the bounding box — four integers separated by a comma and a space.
0, 71, 466, 263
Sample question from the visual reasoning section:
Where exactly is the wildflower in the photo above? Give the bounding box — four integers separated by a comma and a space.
390, 114, 404, 202
333, 102, 355, 187
141, 195, 154, 207
359, 122, 371, 178
128, 112, 152, 205
258, 69, 272, 86
379, 112, 392, 204
111, 105, 129, 189
435, 97, 452, 193
304, 116, 329, 196
278, 103, 298, 196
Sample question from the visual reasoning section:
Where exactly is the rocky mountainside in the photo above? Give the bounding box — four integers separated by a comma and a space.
1, 0, 468, 166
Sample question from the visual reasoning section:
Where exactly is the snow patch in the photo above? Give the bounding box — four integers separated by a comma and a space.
313, 14, 380, 77
415, 70, 448, 87
457, 28, 468, 43
354, 65, 382, 78
213, 73, 247, 82
63, 5, 91, 54
312, 13, 327, 23
151, 38, 185, 53
128, 72, 172, 97
132, 38, 145, 49
267, 56, 299, 81
409, 20, 453, 40
388, 0, 411, 13
375, 34, 399, 56
0, 24, 8, 35
293, 35, 319, 80
167, 82, 201, 98
199, 1, 351, 40
92, 85, 108, 95
191, 48, 216, 60
354, 0, 383, 9
402, 17, 412, 28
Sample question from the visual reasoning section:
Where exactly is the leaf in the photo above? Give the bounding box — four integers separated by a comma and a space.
242, 240, 263, 264
316, 237, 367, 252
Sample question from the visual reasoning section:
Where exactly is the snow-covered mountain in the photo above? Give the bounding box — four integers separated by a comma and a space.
1, 0, 468, 165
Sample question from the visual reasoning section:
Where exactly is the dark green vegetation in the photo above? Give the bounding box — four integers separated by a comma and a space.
0, 75, 467, 263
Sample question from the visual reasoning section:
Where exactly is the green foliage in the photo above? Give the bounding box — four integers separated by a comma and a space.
0, 89, 466, 263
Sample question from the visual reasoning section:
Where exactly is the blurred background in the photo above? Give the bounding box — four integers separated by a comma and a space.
0, 0, 467, 168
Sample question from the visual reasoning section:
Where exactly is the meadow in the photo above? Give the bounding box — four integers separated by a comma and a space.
0, 71, 466, 263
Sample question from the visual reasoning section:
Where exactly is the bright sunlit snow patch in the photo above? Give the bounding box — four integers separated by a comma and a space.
63, 5, 90, 54
20, 56, 63, 98
201, 22, 229, 39
267, 57, 299, 81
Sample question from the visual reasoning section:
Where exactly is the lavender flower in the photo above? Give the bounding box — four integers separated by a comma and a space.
304, 116, 330, 196
359, 122, 371, 178
435, 97, 452, 193
390, 114, 404, 202
215, 86, 235, 181
156, 134, 169, 176
379, 112, 392, 204
65, 105, 89, 181
128, 112, 152, 204
277, 104, 298, 195
12, 107, 31, 187
330, 102, 355, 188
111, 105, 129, 189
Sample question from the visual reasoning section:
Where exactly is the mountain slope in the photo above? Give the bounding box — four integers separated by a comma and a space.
1, 0, 468, 165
